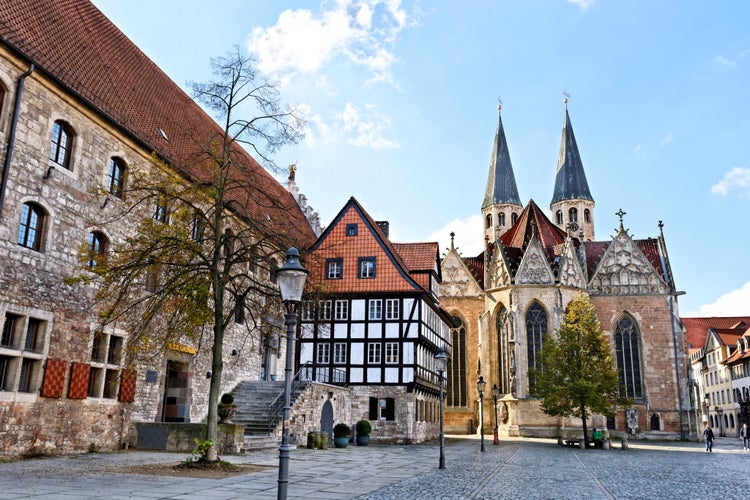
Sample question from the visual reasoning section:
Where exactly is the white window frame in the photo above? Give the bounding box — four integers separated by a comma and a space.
320, 300, 332, 320
333, 343, 347, 364
368, 342, 381, 364
385, 342, 399, 364
334, 300, 348, 320
369, 299, 382, 320
385, 299, 399, 320
317, 343, 330, 364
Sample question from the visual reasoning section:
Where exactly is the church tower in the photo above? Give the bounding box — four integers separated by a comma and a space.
482, 104, 523, 242
550, 101, 595, 240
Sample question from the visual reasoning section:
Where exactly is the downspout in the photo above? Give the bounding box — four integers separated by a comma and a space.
0, 62, 35, 216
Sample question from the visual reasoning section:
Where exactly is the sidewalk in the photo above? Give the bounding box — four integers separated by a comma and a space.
1, 436, 749, 499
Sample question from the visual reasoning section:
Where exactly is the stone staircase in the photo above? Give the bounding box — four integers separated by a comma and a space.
230, 380, 307, 451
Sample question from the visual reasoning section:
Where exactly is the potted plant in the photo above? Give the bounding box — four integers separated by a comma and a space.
355, 419, 371, 446
333, 423, 351, 448
217, 392, 237, 423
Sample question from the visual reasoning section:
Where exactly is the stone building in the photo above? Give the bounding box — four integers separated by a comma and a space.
0, 0, 314, 456
440, 104, 690, 439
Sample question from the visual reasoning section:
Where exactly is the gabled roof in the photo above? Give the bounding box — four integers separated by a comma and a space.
682, 317, 750, 350
0, 0, 314, 247
482, 107, 522, 208
462, 254, 485, 289
582, 238, 665, 283
499, 199, 568, 263
551, 108, 593, 204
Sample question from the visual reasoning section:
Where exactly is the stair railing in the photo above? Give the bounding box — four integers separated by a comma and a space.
268, 362, 312, 431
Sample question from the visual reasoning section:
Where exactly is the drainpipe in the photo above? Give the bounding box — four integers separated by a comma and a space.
0, 62, 35, 217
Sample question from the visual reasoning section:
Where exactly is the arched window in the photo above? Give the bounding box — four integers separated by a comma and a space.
49, 120, 74, 170
568, 207, 578, 223
269, 258, 278, 284
87, 231, 108, 268
526, 302, 547, 393
498, 212, 506, 227
511, 212, 518, 225
614, 315, 643, 398
18, 202, 46, 251
584, 209, 591, 224
107, 157, 126, 198
485, 214, 492, 229
496, 306, 512, 394
650, 413, 660, 431
448, 316, 467, 407
556, 210, 563, 225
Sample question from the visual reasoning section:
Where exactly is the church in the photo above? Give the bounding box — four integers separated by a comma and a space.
439, 103, 690, 440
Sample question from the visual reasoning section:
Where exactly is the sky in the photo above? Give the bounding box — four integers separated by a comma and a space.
90, 0, 750, 318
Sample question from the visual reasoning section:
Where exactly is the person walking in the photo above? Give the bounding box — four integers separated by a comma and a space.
703, 424, 715, 452
741, 422, 749, 451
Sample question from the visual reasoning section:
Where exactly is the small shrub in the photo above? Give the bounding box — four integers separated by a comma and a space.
220, 393, 234, 405
190, 437, 215, 462
355, 419, 371, 436
333, 423, 351, 438
87, 442, 100, 453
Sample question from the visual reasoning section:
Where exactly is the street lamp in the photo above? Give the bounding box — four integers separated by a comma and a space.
492, 384, 499, 445
477, 375, 486, 452
435, 348, 448, 469
276, 247, 308, 500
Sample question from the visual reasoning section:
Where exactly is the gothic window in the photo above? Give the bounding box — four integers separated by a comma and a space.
87, 231, 108, 269
485, 214, 492, 228
18, 202, 46, 251
614, 314, 643, 398
496, 306, 512, 394
49, 120, 74, 170
584, 209, 591, 224
448, 316, 467, 407
107, 157, 126, 198
556, 210, 563, 225
568, 207, 578, 223
511, 212, 518, 225
526, 302, 547, 393
498, 213, 506, 226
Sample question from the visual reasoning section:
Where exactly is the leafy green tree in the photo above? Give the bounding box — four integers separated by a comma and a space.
531, 293, 630, 447
74, 47, 306, 461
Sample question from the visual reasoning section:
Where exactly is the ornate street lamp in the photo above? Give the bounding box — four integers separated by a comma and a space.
492, 384, 500, 445
276, 247, 308, 500
435, 348, 448, 469
477, 375, 486, 452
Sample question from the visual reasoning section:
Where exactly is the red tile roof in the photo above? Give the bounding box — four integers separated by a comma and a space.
682, 317, 750, 349
0, 0, 314, 247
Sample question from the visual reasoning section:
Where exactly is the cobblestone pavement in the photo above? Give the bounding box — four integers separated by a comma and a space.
0, 436, 748, 499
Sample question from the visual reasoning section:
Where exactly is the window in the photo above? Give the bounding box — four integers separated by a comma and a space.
614, 314, 643, 398
153, 198, 168, 223
191, 211, 204, 240
333, 343, 347, 364
320, 300, 332, 320
89, 330, 126, 399
369, 300, 382, 320
317, 343, 330, 364
584, 209, 591, 224
526, 302, 547, 393
87, 231, 107, 269
368, 343, 381, 364
449, 316, 467, 407
18, 202, 46, 251
24, 318, 42, 352
334, 300, 348, 320
144, 261, 159, 293
556, 210, 563, 225
2, 313, 19, 348
485, 214, 492, 228
346, 223, 358, 236
269, 258, 278, 284
359, 257, 376, 278
511, 212, 518, 225
49, 121, 73, 170
0, 312, 48, 393
496, 306, 512, 395
385, 299, 399, 320
18, 358, 36, 393
385, 342, 399, 364
234, 294, 245, 325
568, 207, 578, 223
107, 157, 126, 198
326, 258, 343, 279
369, 396, 395, 421
0, 355, 9, 391
498, 213, 506, 226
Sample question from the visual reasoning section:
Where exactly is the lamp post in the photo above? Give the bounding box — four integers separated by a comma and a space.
276, 248, 308, 500
435, 348, 448, 469
477, 375, 486, 452
492, 384, 499, 445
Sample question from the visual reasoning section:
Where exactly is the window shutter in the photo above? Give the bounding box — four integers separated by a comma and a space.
40, 358, 67, 398
368, 397, 378, 420
385, 397, 395, 421
119, 369, 137, 402
68, 362, 91, 399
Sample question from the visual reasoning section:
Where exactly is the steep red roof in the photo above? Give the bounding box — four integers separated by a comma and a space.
499, 199, 568, 256
682, 317, 750, 350
393, 243, 438, 272
462, 255, 485, 289
0, 0, 315, 247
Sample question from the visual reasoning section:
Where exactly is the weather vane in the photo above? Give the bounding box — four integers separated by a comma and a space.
563, 89, 571, 105
497, 96, 503, 110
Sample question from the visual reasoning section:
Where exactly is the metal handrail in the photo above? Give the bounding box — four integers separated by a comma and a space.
268, 363, 311, 430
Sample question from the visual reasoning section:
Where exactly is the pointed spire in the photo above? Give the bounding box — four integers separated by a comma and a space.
551, 106, 593, 204
482, 103, 522, 209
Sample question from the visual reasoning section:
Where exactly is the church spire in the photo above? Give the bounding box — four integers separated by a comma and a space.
483, 102, 521, 209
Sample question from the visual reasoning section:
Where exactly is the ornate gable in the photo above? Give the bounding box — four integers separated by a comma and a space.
589, 229, 668, 295
514, 235, 554, 285
487, 242, 512, 289
440, 246, 483, 298
558, 237, 586, 289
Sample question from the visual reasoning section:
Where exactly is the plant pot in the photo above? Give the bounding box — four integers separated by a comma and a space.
356, 435, 370, 446
333, 436, 349, 448
218, 404, 237, 423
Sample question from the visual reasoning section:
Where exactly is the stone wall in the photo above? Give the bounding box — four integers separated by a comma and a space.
130, 422, 244, 454
287, 383, 352, 445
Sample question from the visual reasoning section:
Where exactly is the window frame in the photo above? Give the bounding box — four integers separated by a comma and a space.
49, 120, 73, 170
385, 299, 399, 320
334, 300, 348, 320
326, 258, 343, 280
107, 157, 126, 198
87, 231, 107, 269
369, 299, 382, 320
368, 342, 381, 364
385, 342, 399, 364
358, 257, 376, 279
18, 202, 46, 252
345, 223, 358, 236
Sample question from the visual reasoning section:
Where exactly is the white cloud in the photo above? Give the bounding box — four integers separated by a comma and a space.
567, 0, 595, 10
711, 167, 750, 198
248, 0, 409, 83
428, 215, 485, 257
713, 55, 738, 70
690, 281, 750, 317
337, 102, 399, 149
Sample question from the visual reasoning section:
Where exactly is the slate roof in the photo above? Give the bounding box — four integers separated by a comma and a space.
682, 317, 750, 350
551, 108, 593, 204
0, 0, 315, 247
482, 107, 522, 208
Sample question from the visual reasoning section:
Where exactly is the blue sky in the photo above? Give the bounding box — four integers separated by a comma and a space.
91, 0, 750, 317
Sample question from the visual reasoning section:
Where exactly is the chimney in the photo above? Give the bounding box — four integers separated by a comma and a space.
376, 221, 389, 238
